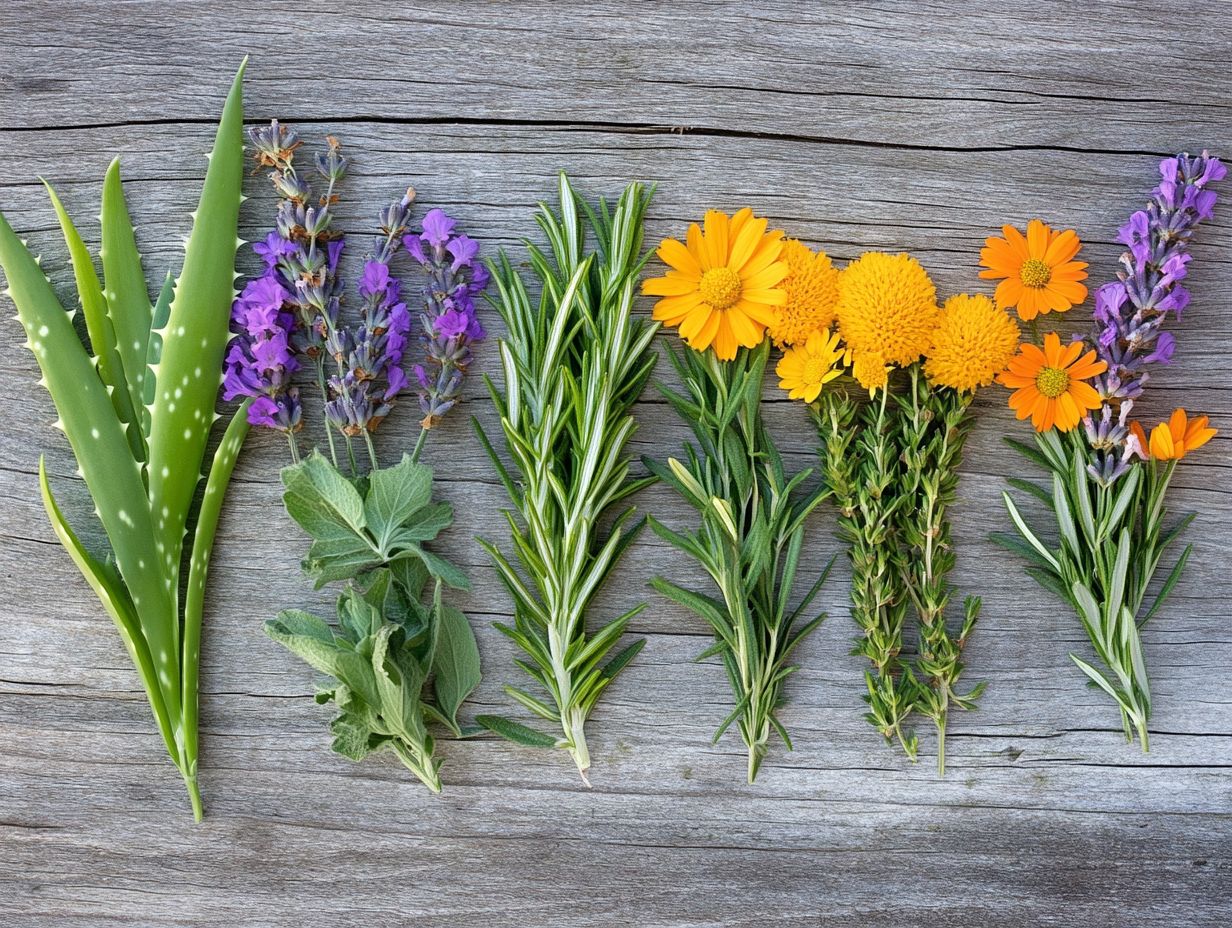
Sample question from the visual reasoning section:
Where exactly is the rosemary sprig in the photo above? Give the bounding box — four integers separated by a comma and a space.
649, 342, 831, 782
475, 173, 659, 781
815, 387, 919, 759
895, 365, 985, 773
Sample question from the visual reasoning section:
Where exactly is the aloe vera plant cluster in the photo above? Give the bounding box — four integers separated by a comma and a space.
0, 65, 249, 820
476, 174, 659, 781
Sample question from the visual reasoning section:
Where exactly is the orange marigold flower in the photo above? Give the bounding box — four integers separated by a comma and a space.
979, 219, 1088, 321
643, 208, 787, 361
1147, 409, 1217, 461
998, 332, 1106, 432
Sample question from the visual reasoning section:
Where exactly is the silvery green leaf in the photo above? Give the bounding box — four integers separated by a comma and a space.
431, 603, 482, 733
364, 454, 434, 550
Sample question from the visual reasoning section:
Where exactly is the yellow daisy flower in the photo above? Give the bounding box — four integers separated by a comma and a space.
776, 328, 845, 402
836, 252, 940, 390
766, 240, 840, 347
924, 294, 1022, 393
643, 208, 787, 361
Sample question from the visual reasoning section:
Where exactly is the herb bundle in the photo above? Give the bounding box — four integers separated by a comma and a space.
476, 173, 658, 781
650, 343, 830, 781
806, 272, 1019, 771
0, 65, 248, 818
642, 209, 831, 781
998, 152, 1224, 749
235, 121, 486, 790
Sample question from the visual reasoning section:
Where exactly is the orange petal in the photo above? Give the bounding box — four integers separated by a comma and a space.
686, 223, 709, 272
1002, 225, 1030, 259
728, 214, 768, 271
703, 210, 730, 269
1026, 219, 1050, 258
657, 238, 702, 277
644, 274, 699, 297
1044, 228, 1082, 265
995, 277, 1024, 309
690, 308, 722, 352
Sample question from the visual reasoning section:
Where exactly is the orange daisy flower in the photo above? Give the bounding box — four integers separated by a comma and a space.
643, 209, 787, 361
979, 219, 1088, 321
998, 332, 1107, 432
1147, 409, 1217, 461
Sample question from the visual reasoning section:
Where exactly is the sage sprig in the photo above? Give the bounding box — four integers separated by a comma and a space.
648, 342, 831, 782
0, 64, 248, 819
268, 452, 480, 792
476, 173, 658, 781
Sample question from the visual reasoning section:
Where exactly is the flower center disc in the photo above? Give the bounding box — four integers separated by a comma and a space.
1019, 257, 1053, 289
802, 357, 829, 384
698, 267, 743, 309
1035, 365, 1070, 398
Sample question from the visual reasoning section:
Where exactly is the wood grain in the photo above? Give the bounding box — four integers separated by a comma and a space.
1, 2, 1230, 925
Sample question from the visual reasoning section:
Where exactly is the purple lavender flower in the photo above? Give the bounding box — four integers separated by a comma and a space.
1085, 151, 1225, 483
324, 192, 416, 440
404, 209, 488, 429
223, 273, 301, 432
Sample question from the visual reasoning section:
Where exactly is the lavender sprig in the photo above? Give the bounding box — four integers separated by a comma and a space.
405, 208, 489, 440
241, 121, 348, 464
1086, 151, 1225, 483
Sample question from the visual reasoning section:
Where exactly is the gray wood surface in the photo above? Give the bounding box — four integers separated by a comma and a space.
1, 2, 1230, 925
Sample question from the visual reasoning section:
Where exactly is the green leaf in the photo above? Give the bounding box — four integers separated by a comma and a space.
330, 712, 379, 761
431, 603, 482, 733
401, 545, 470, 591
475, 715, 559, 748
43, 180, 141, 457
265, 610, 381, 709
364, 454, 433, 550
100, 157, 153, 425
145, 60, 247, 578
283, 452, 369, 542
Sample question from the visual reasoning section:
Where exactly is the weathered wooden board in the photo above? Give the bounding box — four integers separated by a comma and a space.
0, 1, 1229, 925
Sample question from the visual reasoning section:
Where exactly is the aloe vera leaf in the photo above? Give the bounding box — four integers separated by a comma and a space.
100, 158, 153, 422
0, 209, 180, 719
145, 60, 246, 612
43, 180, 144, 461
38, 457, 178, 760
180, 401, 250, 821
142, 272, 174, 440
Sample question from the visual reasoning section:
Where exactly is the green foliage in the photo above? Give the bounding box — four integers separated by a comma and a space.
267, 453, 481, 792
475, 173, 658, 781
998, 429, 1192, 750
0, 64, 249, 820
282, 451, 465, 589
648, 341, 831, 783
266, 567, 481, 792
814, 363, 988, 772
893, 366, 986, 774
815, 383, 918, 759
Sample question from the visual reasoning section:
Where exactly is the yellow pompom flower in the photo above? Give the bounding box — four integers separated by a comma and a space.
836, 252, 940, 389
643, 208, 788, 361
776, 329, 845, 402
850, 352, 890, 394
766, 240, 840, 347
924, 294, 1022, 393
